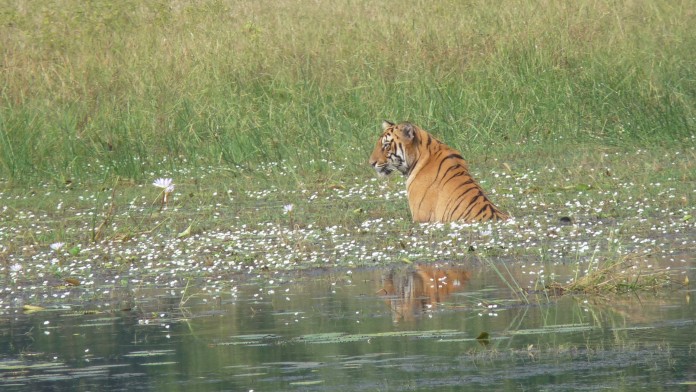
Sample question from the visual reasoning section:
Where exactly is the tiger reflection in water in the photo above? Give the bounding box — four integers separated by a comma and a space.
378, 264, 471, 323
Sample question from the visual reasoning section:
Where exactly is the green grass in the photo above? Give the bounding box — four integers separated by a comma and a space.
1, 0, 694, 185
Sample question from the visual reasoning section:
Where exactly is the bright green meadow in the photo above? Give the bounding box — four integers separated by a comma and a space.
1, 0, 694, 184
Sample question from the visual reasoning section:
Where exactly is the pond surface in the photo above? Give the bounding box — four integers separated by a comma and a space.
1, 260, 694, 391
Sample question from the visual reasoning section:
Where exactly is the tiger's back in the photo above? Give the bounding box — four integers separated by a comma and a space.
369, 121, 508, 223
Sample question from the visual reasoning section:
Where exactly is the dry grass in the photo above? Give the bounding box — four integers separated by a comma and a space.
547, 253, 681, 295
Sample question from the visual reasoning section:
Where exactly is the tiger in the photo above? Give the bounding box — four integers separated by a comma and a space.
378, 264, 471, 323
369, 120, 508, 223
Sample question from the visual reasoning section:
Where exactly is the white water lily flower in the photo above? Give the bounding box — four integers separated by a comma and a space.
153, 178, 174, 192
153, 178, 175, 203
50, 242, 65, 251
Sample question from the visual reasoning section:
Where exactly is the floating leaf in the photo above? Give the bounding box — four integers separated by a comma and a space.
476, 331, 491, 346
140, 361, 178, 366
68, 246, 81, 256
230, 334, 282, 340
290, 380, 325, 386
510, 324, 593, 335
294, 330, 465, 344
124, 350, 175, 358
23, 304, 45, 313
177, 224, 193, 238
0, 361, 64, 370
295, 332, 348, 343
232, 372, 267, 378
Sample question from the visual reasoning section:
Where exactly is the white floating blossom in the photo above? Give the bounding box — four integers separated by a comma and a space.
153, 178, 175, 202
152, 178, 173, 190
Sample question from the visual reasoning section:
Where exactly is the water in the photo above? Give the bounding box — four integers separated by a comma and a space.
1, 262, 694, 391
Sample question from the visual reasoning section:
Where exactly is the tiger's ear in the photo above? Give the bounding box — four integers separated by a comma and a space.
400, 122, 416, 141
382, 120, 395, 130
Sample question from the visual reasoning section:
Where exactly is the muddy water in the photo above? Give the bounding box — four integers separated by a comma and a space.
1, 261, 694, 391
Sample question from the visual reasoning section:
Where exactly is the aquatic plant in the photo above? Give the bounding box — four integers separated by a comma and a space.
0, 144, 692, 313
50, 242, 65, 252
153, 177, 175, 205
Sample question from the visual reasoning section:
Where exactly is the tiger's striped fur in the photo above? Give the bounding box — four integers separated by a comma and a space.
369, 121, 508, 223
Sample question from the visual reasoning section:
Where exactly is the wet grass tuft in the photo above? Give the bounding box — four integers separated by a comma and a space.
546, 253, 681, 295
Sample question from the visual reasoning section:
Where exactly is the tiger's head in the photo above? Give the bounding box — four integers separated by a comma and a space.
369, 121, 419, 176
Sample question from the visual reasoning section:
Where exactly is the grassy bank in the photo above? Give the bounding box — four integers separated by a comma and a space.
1, 0, 694, 184
1, 142, 693, 297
